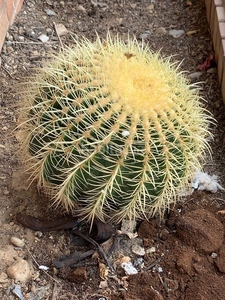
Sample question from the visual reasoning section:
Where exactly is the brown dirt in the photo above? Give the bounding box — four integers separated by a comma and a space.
1, 0, 225, 299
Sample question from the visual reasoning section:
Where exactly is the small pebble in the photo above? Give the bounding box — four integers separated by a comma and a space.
187, 72, 203, 79
46, 0, 53, 5
11, 236, 25, 248
77, 5, 86, 13
140, 30, 151, 39
156, 266, 163, 273
6, 34, 14, 41
30, 285, 36, 292
146, 246, 156, 254
7, 46, 14, 53
134, 257, 144, 268
18, 36, 25, 42
39, 265, 49, 271
46, 28, 52, 34
121, 262, 138, 275
211, 252, 218, 258
155, 27, 167, 34
38, 34, 49, 43
0, 272, 8, 283
169, 29, 185, 38
132, 244, 145, 256
146, 4, 154, 11
6, 41, 13, 46
35, 231, 43, 238
207, 68, 217, 74
45, 9, 56, 16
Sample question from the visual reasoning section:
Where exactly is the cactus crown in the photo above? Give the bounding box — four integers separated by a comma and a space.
20, 34, 212, 224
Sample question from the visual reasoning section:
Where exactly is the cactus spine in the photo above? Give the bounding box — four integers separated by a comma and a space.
20, 35, 211, 224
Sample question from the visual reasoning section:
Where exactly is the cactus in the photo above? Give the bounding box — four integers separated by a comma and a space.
20, 35, 212, 224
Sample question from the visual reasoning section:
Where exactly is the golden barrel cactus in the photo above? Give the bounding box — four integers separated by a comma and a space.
20, 35, 212, 224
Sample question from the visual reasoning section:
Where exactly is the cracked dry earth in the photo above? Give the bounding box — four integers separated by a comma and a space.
1, 0, 225, 299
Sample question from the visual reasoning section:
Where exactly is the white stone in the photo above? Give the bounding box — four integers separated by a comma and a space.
211, 252, 218, 258
121, 262, 138, 275
39, 265, 49, 271
38, 34, 49, 43
156, 266, 163, 273
7, 259, 32, 282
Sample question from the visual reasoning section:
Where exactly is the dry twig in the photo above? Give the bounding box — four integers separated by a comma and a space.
53, 22, 64, 49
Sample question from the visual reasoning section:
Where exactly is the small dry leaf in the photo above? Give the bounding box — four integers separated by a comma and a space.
186, 30, 198, 36
218, 210, 225, 215
124, 52, 136, 60
91, 251, 99, 260
99, 280, 108, 289
55, 23, 69, 36
114, 254, 131, 265
99, 261, 109, 281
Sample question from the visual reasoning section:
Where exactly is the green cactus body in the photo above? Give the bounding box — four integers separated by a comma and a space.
20, 35, 211, 223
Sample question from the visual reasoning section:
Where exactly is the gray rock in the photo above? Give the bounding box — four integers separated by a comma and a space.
44, 9, 56, 16
12, 284, 24, 300
187, 72, 203, 79
140, 30, 151, 39
169, 29, 185, 38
